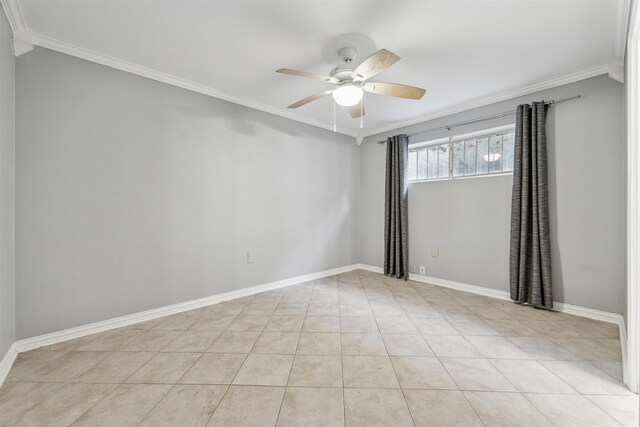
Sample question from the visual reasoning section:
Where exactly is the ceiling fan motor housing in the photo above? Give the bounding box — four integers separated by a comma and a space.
330, 65, 355, 82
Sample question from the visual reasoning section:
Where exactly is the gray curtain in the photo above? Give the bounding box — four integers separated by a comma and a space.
384, 134, 409, 280
509, 102, 553, 309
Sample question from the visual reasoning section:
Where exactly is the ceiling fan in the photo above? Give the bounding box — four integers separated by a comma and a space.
276, 47, 426, 119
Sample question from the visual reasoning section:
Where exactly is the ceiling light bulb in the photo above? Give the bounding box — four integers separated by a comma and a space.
333, 84, 363, 107
483, 153, 501, 162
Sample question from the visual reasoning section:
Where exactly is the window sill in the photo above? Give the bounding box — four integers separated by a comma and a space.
409, 172, 513, 184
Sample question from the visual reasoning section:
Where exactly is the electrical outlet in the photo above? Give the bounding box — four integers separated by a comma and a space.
247, 252, 255, 264
431, 247, 439, 258
419, 265, 426, 275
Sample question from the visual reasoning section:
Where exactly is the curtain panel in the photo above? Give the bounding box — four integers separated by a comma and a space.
384, 134, 410, 280
509, 102, 553, 309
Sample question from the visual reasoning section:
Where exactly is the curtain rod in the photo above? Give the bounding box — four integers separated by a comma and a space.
376, 95, 582, 144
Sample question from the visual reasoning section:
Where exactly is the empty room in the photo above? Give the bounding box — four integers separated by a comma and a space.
0, 0, 639, 426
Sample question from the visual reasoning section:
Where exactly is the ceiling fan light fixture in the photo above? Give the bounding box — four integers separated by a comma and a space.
332, 84, 363, 107
483, 153, 501, 162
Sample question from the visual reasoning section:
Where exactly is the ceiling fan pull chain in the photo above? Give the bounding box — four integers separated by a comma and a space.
360, 102, 363, 129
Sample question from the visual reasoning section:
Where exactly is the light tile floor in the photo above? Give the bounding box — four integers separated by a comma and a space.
1, 270, 638, 426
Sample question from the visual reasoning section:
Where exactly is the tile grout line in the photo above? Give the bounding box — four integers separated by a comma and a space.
396, 281, 489, 426
70, 348, 161, 427
87, 314, 221, 426
133, 383, 177, 427
201, 301, 274, 425
368, 276, 417, 427
12, 350, 117, 425
409, 279, 569, 426
141, 306, 247, 425
339, 277, 349, 427
273, 285, 304, 427
310, 274, 345, 425
521, 393, 624, 427
199, 383, 231, 427
583, 394, 634, 426
202, 296, 276, 425
398, 279, 469, 425
67, 384, 120, 426
407, 278, 628, 425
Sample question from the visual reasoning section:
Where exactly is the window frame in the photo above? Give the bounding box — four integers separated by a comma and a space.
408, 124, 516, 184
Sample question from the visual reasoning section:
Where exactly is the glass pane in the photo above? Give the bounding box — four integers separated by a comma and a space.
488, 134, 502, 173
408, 150, 417, 181
476, 137, 489, 174
503, 132, 515, 172
464, 139, 476, 175
438, 144, 449, 178
417, 148, 428, 180
452, 141, 465, 177
427, 146, 438, 179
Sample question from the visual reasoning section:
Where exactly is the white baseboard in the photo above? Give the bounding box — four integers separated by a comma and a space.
0, 343, 17, 388
358, 263, 513, 300
356, 264, 383, 274
619, 320, 629, 387
0, 263, 359, 385
411, 272, 512, 302
552, 301, 625, 325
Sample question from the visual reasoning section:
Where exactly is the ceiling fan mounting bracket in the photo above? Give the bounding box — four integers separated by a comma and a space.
338, 47, 357, 64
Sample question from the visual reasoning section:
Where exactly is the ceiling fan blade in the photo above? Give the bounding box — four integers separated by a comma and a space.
348, 99, 365, 118
352, 49, 400, 81
276, 68, 339, 84
287, 89, 334, 109
363, 82, 426, 100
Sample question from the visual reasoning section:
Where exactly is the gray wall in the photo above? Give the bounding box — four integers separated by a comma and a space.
0, 12, 15, 358
361, 75, 626, 314
11, 47, 626, 342
15, 48, 360, 339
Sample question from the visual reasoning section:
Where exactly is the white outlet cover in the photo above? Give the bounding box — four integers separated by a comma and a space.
419, 266, 426, 275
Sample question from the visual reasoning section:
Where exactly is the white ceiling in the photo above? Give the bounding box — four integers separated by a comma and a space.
16, 0, 617, 138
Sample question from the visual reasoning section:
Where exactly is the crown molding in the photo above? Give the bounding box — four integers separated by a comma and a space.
610, 0, 631, 83
361, 65, 609, 139
0, 0, 26, 33
12, 28, 32, 56
27, 33, 611, 144
31, 33, 359, 139
0, 0, 33, 55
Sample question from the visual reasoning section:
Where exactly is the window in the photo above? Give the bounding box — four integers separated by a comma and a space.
408, 141, 449, 181
408, 126, 515, 182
